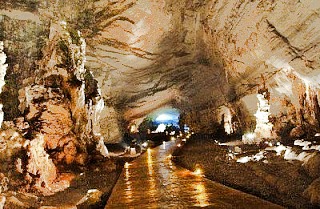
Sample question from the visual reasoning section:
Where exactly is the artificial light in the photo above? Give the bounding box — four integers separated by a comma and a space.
194, 168, 202, 176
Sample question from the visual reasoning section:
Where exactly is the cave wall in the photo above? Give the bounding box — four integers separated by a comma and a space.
176, 0, 320, 137
0, 0, 320, 202
0, 20, 111, 194
1, 0, 320, 142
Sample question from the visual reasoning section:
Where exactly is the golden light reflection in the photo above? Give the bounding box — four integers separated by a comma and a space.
193, 181, 210, 207
165, 154, 174, 169
147, 148, 153, 176
124, 162, 130, 169
148, 176, 157, 198
146, 147, 156, 198
193, 168, 202, 176
124, 163, 133, 202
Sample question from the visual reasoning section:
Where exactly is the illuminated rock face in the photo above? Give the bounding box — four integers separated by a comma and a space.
0, 22, 112, 194
0, 0, 319, 202
169, 0, 320, 136
0, 42, 7, 128
19, 22, 108, 161
25, 134, 69, 195
0, 1, 320, 143
253, 92, 274, 142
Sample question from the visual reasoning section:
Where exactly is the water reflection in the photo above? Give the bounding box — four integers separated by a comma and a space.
107, 140, 282, 209
124, 162, 133, 202
147, 148, 153, 176
147, 148, 156, 199
162, 141, 166, 149
193, 180, 210, 207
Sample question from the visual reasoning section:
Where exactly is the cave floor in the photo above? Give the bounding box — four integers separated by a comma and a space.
106, 140, 283, 209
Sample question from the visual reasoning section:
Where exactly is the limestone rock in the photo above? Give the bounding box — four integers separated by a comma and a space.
0, 129, 25, 160
26, 135, 56, 190
0, 196, 5, 209
290, 126, 305, 138
0, 173, 9, 194
303, 178, 320, 206
26, 135, 69, 195
303, 152, 320, 179
0, 41, 8, 128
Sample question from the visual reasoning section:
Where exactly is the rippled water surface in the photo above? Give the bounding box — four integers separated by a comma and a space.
106, 140, 283, 209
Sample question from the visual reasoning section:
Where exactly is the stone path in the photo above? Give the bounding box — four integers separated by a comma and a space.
106, 140, 284, 209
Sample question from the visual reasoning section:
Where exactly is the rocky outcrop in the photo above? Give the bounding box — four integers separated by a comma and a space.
303, 177, 320, 206
303, 152, 320, 179
25, 135, 69, 195
171, 0, 320, 139
0, 20, 111, 195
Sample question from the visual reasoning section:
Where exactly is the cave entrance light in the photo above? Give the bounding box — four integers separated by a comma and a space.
145, 107, 180, 134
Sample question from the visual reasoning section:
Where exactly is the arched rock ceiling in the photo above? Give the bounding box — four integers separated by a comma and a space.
1, 0, 320, 124
84, 0, 230, 122
86, 0, 320, 123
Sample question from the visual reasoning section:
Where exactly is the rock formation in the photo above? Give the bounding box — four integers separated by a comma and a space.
0, 0, 320, 205
0, 20, 110, 195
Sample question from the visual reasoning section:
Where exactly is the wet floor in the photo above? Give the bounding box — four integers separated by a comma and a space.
106, 140, 283, 209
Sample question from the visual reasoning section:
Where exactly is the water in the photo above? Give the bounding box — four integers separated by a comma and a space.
106, 140, 283, 208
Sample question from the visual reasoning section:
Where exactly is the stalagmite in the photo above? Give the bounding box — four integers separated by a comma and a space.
219, 106, 234, 135
243, 82, 275, 144
242, 92, 274, 144
254, 92, 274, 140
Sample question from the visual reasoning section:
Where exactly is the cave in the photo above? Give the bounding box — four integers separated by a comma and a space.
0, 0, 320, 208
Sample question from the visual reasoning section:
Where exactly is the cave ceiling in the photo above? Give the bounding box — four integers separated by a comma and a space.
1, 0, 320, 124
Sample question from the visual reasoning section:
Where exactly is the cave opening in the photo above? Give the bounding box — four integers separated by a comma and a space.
149, 107, 180, 131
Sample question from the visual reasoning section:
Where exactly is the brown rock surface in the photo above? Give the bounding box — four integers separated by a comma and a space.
303, 177, 320, 206
1, 0, 320, 140
26, 135, 69, 195
304, 152, 320, 179
289, 126, 305, 138
0, 0, 320, 204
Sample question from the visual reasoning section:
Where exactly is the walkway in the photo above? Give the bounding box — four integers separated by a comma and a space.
106, 140, 283, 209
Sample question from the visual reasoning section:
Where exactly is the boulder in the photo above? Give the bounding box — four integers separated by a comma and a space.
303, 152, 320, 179
289, 126, 305, 138
303, 178, 320, 206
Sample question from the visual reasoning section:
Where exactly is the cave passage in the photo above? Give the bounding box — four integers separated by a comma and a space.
106, 138, 283, 209
1, 0, 320, 208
